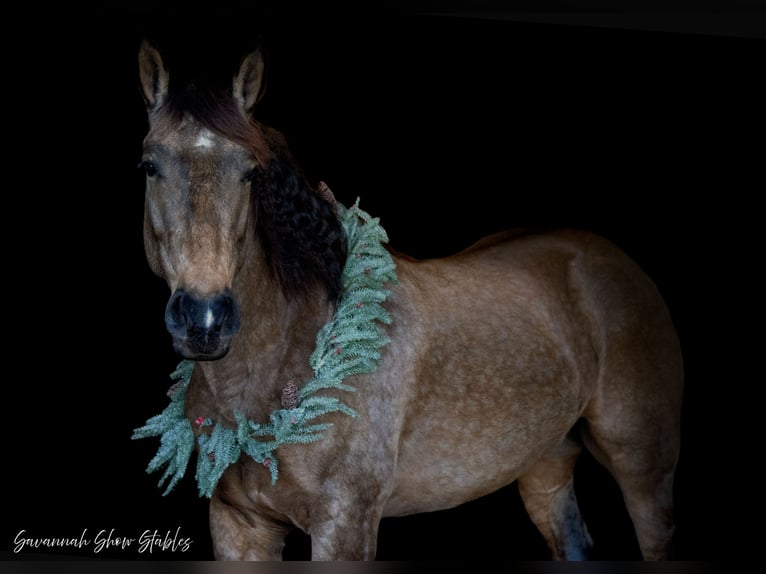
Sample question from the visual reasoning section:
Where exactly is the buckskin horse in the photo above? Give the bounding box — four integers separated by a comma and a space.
134, 40, 683, 560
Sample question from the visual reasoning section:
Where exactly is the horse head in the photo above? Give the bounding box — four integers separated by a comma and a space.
137, 41, 345, 360
137, 42, 269, 360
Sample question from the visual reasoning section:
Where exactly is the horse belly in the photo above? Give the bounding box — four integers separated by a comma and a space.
383, 356, 584, 517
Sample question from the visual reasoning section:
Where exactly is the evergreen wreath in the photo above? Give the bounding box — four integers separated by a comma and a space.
132, 198, 398, 498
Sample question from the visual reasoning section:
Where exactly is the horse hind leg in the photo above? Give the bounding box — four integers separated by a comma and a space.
581, 414, 679, 561
517, 433, 593, 560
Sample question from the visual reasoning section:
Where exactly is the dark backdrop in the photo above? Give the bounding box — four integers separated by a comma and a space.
4, 5, 764, 565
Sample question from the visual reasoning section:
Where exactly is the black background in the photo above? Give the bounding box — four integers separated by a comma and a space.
4, 4, 764, 565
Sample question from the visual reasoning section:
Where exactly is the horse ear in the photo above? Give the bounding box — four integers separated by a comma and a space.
233, 48, 266, 117
138, 40, 169, 112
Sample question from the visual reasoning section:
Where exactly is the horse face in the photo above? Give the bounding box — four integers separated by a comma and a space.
138, 42, 266, 360
140, 120, 255, 359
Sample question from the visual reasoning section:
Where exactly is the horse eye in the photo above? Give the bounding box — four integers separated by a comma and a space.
241, 168, 258, 183
139, 160, 159, 178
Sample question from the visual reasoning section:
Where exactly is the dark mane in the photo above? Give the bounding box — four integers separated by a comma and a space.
163, 82, 347, 302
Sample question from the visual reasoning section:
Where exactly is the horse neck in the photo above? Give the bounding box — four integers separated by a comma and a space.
190, 226, 334, 423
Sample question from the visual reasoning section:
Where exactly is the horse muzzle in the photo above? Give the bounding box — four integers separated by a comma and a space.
164, 288, 241, 360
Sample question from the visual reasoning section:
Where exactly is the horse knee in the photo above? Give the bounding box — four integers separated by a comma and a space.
309, 502, 382, 560
210, 493, 290, 560
310, 521, 379, 560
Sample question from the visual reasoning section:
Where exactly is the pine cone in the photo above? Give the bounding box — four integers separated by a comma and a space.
316, 181, 336, 206
281, 381, 300, 409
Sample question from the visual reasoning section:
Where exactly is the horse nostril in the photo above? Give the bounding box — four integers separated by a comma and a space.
165, 288, 240, 341
165, 289, 189, 334
208, 291, 236, 330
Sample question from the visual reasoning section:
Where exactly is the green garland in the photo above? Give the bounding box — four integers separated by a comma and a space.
132, 198, 398, 498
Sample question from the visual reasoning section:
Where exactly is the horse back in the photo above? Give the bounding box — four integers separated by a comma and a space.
450, 227, 683, 404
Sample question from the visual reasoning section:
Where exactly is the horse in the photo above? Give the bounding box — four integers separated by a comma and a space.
135, 40, 684, 561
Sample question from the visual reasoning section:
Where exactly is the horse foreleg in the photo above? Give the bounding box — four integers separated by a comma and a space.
517, 436, 593, 560
209, 491, 291, 560
309, 502, 381, 560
